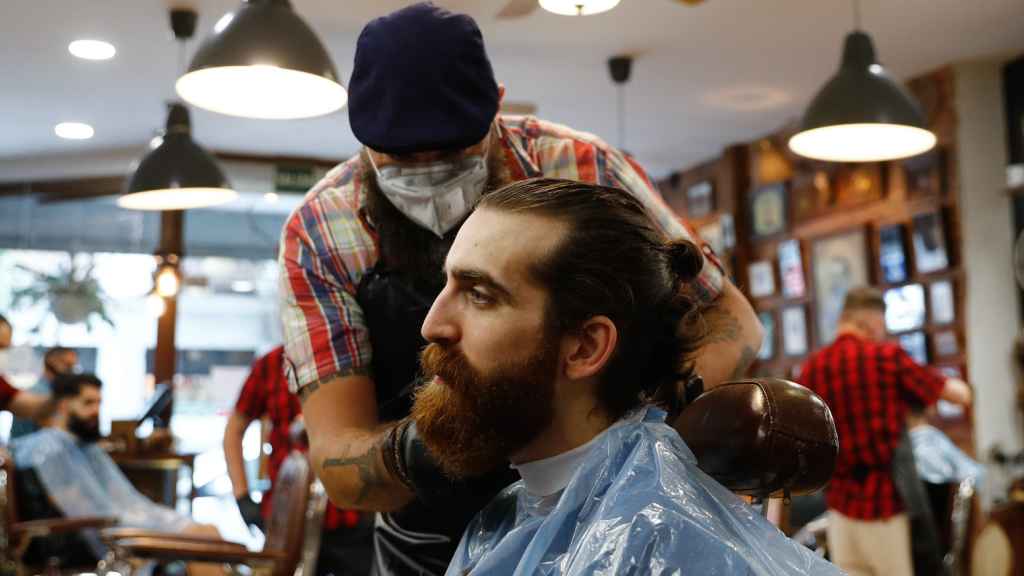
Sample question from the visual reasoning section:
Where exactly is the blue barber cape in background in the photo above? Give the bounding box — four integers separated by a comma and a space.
447, 407, 842, 575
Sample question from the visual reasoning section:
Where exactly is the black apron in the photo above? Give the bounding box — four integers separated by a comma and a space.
356, 262, 518, 576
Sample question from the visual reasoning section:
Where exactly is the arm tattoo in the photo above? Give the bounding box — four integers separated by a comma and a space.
323, 444, 388, 505
729, 345, 758, 380
297, 380, 321, 403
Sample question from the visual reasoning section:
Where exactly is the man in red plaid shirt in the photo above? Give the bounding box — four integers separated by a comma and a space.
799, 287, 971, 575
224, 346, 371, 575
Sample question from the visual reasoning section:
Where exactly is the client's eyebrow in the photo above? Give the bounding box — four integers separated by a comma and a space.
447, 266, 515, 305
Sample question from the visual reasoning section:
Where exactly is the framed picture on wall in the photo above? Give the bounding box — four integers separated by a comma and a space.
903, 148, 944, 198
748, 260, 776, 298
750, 183, 788, 239
899, 331, 929, 365
791, 165, 835, 223
686, 180, 715, 219
758, 311, 776, 361
835, 163, 885, 207
778, 239, 806, 298
912, 211, 950, 274
812, 229, 870, 345
933, 330, 960, 358
782, 305, 809, 357
879, 225, 909, 284
884, 284, 926, 333
929, 280, 956, 324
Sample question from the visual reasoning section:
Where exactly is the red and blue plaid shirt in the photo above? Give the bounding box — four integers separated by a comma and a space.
279, 115, 725, 395
234, 346, 359, 529
799, 333, 945, 520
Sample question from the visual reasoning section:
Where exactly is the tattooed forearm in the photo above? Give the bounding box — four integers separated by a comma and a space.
729, 345, 758, 380
323, 444, 389, 505
297, 380, 321, 403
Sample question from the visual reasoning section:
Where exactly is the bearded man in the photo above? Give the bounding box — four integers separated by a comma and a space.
281, 4, 762, 574
408, 178, 839, 575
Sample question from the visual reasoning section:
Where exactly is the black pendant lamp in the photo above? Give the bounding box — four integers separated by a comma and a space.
121, 103, 236, 210
788, 2, 935, 162
176, 0, 346, 120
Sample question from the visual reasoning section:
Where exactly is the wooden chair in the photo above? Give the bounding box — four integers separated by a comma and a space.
0, 448, 119, 572
113, 451, 314, 576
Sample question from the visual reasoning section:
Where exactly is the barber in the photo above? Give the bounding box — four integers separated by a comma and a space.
0, 313, 53, 423
279, 4, 763, 574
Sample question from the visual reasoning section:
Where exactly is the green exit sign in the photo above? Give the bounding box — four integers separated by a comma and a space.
275, 165, 327, 193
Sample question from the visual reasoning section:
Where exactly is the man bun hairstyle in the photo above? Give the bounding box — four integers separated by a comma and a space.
479, 178, 707, 421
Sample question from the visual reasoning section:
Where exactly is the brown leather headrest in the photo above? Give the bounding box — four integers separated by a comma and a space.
672, 377, 838, 498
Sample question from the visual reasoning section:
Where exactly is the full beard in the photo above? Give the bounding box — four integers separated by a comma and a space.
68, 413, 101, 443
412, 337, 559, 479
361, 128, 515, 295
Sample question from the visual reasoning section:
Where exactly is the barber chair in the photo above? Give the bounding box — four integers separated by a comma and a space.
922, 477, 977, 576
673, 378, 839, 502
0, 448, 119, 574
110, 451, 317, 576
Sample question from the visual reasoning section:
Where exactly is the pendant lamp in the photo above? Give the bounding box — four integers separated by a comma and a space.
120, 103, 237, 210
176, 0, 346, 119
788, 2, 935, 162
539, 0, 620, 16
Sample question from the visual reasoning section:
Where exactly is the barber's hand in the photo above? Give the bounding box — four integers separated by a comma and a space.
236, 494, 264, 529
384, 419, 463, 508
942, 378, 972, 406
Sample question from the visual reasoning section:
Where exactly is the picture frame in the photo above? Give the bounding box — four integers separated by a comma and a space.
879, 225, 909, 285
835, 163, 885, 208
748, 260, 776, 298
899, 331, 929, 365
912, 211, 950, 274
902, 148, 944, 198
686, 180, 715, 219
933, 330, 960, 358
782, 305, 809, 357
778, 239, 806, 299
757, 311, 776, 361
884, 284, 926, 333
812, 228, 870, 345
929, 280, 956, 325
791, 164, 835, 223
749, 183, 788, 239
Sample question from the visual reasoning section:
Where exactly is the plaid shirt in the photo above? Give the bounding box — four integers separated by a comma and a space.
234, 346, 359, 529
799, 333, 945, 520
280, 115, 725, 394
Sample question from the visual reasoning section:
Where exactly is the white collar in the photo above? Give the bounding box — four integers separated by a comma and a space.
511, 435, 600, 498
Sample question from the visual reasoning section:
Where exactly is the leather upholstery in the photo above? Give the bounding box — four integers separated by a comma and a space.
673, 377, 838, 497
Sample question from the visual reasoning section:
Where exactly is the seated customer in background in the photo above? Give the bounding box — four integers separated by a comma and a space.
401, 178, 838, 574
907, 405, 985, 486
10, 346, 78, 439
12, 372, 218, 558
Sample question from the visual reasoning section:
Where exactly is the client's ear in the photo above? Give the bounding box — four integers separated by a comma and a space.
562, 316, 617, 381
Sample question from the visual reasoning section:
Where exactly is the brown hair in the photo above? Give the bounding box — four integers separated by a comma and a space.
479, 178, 706, 421
841, 286, 886, 316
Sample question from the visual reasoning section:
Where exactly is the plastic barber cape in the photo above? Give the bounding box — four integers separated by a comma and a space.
12, 428, 193, 540
447, 407, 841, 575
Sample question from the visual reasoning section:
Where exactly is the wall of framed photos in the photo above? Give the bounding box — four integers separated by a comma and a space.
658, 66, 976, 450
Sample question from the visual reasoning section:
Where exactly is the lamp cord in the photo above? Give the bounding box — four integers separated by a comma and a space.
852, 0, 862, 31
617, 83, 626, 151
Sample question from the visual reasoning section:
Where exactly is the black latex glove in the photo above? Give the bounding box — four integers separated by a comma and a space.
236, 493, 264, 529
384, 419, 466, 507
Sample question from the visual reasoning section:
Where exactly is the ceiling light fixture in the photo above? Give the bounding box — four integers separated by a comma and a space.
788, 0, 935, 162
538, 0, 620, 16
121, 9, 237, 211
54, 122, 94, 140
68, 39, 116, 61
176, 0, 346, 119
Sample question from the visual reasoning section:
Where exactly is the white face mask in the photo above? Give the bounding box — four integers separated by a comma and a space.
0, 349, 9, 372
369, 147, 489, 238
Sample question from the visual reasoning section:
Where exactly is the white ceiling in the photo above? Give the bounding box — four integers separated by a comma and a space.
1, 0, 1023, 180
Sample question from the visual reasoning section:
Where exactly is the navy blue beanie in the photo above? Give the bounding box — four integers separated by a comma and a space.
348, 3, 500, 155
